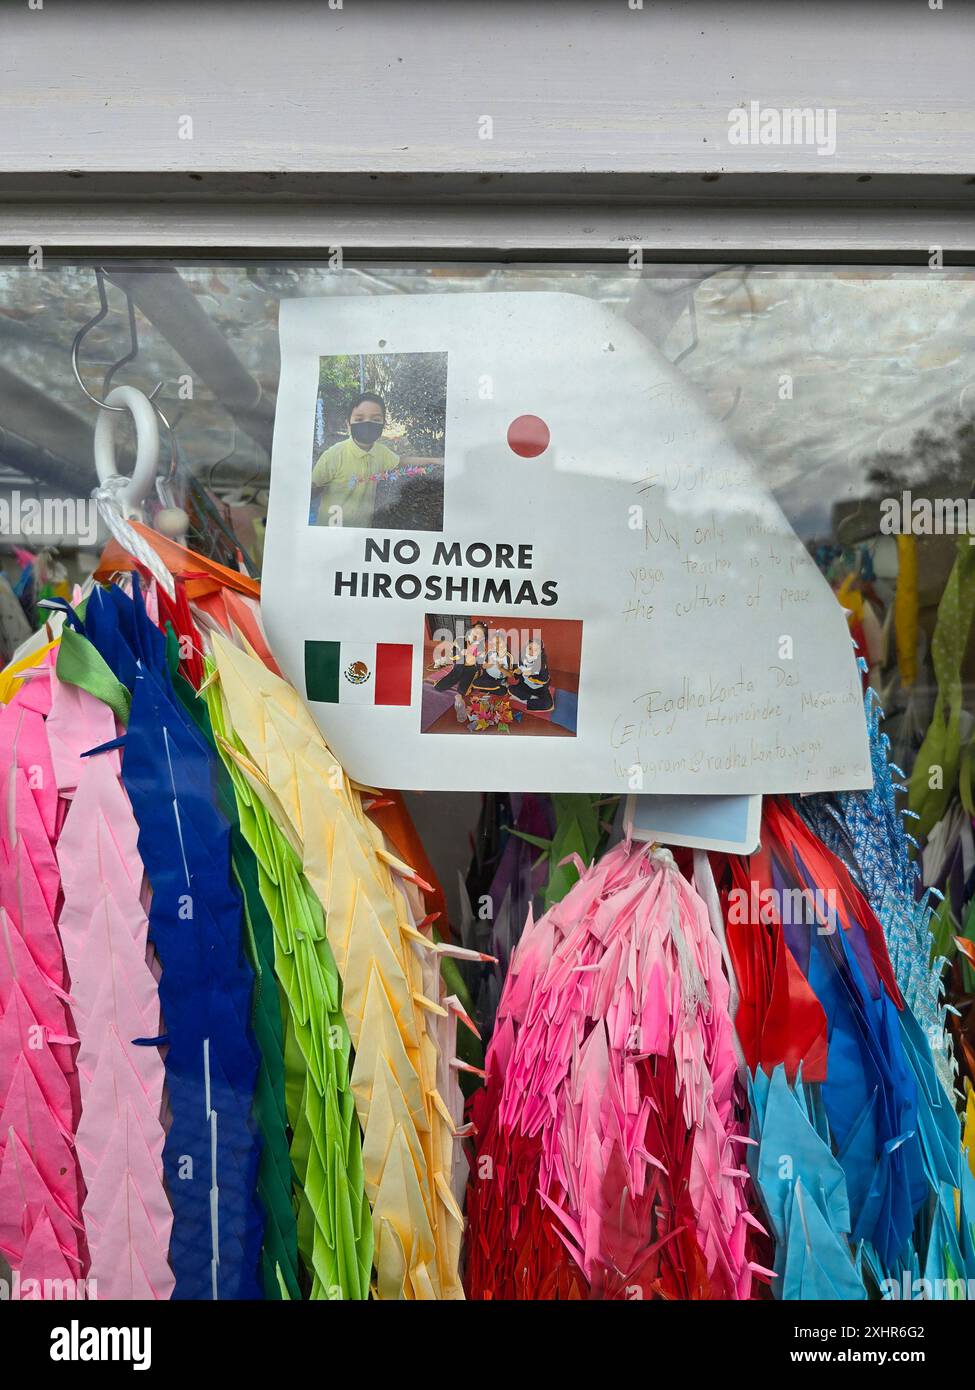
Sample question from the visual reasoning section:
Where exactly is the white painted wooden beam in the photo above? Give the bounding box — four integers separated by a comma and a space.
1, 0, 972, 177
1, 198, 972, 255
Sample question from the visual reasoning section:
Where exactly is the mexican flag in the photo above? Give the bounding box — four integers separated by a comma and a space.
304, 639, 413, 706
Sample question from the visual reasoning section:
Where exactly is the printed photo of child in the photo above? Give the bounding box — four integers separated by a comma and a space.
311, 391, 400, 528
310, 351, 447, 531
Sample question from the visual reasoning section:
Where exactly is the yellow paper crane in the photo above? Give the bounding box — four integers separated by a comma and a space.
894, 533, 919, 690
210, 633, 465, 1299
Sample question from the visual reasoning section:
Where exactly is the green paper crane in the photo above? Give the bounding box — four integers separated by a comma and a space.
510, 793, 617, 912
204, 659, 372, 1301
909, 537, 975, 841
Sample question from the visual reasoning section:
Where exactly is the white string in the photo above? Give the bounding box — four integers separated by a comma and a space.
92, 476, 175, 600
651, 844, 710, 1018
693, 847, 749, 1081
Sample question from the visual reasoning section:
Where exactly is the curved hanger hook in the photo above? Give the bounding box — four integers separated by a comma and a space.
72, 267, 166, 415
229, 462, 269, 508
206, 416, 240, 492
204, 417, 267, 507
102, 288, 141, 398
835, 505, 875, 548
71, 269, 123, 412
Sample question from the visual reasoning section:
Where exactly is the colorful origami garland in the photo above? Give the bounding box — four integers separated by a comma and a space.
466, 839, 762, 1299
210, 633, 466, 1299
4, 517, 975, 1303
207, 662, 369, 1300
0, 663, 86, 1294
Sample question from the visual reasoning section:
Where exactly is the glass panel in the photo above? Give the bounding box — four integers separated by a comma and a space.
3, 257, 974, 1303
5, 261, 974, 536
1, 259, 972, 767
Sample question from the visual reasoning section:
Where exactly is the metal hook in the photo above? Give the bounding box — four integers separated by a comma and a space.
717, 385, 742, 423
71, 268, 167, 416
667, 265, 754, 371
101, 288, 141, 400
72, 269, 131, 413
204, 415, 266, 508
671, 294, 699, 367
205, 416, 241, 492
230, 463, 269, 508
835, 505, 874, 548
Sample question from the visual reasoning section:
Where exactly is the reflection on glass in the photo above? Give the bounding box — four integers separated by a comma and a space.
0, 259, 973, 773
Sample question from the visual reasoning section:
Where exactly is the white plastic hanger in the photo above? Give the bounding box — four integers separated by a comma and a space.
89, 386, 175, 599
93, 384, 160, 522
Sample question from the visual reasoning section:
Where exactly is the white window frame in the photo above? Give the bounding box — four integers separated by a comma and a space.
0, 171, 973, 262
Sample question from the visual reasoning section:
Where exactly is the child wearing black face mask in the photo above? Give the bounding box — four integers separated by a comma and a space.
312, 391, 401, 527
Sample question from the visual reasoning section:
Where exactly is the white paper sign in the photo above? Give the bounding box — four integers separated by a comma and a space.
262, 291, 871, 794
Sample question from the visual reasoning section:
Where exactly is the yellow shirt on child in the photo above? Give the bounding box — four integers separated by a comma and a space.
312, 438, 401, 528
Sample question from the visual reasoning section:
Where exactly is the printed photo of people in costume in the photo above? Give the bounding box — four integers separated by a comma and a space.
309, 350, 447, 531
420, 614, 581, 736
